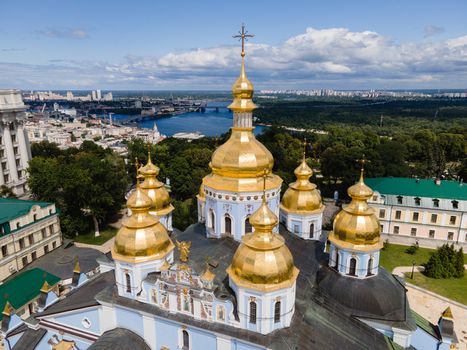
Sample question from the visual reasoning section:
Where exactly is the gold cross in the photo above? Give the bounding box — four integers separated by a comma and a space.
303, 137, 307, 160
233, 24, 254, 57
356, 154, 370, 177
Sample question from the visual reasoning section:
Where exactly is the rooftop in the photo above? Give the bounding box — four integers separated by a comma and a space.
365, 177, 467, 201
0, 268, 60, 321
0, 198, 52, 226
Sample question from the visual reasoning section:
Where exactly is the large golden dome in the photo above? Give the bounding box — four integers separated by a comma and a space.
203, 46, 282, 193
281, 158, 324, 213
112, 185, 174, 263
139, 153, 174, 215
227, 195, 299, 292
328, 171, 382, 250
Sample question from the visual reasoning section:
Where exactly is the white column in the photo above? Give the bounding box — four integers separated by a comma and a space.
17, 124, 30, 176
3, 125, 18, 182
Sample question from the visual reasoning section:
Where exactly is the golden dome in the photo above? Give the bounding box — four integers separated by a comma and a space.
280, 158, 324, 213
228, 55, 257, 112
328, 171, 382, 250
139, 152, 174, 215
112, 185, 174, 263
227, 195, 299, 292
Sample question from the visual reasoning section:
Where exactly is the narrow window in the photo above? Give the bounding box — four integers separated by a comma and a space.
182, 329, 189, 349
379, 209, 385, 218
348, 258, 357, 276
210, 210, 215, 229
1, 245, 8, 257
395, 211, 401, 220
335, 249, 339, 270
309, 223, 314, 239
411, 228, 417, 236
429, 230, 435, 238
448, 232, 454, 240
414, 197, 421, 206
433, 199, 439, 208
431, 214, 437, 223
412, 212, 419, 222
367, 258, 374, 276
224, 215, 232, 234
44, 245, 49, 253
393, 226, 399, 234
245, 217, 252, 234
249, 301, 257, 324
397, 196, 403, 204
125, 273, 131, 293
274, 301, 281, 323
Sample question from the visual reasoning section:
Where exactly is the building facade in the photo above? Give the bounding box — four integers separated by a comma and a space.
0, 198, 62, 281
366, 177, 467, 249
0, 90, 32, 196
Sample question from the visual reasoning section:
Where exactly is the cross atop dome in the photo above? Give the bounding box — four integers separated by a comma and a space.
233, 24, 254, 57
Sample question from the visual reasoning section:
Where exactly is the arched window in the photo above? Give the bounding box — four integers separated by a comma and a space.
209, 209, 215, 229
309, 223, 314, 239
225, 215, 232, 234
125, 273, 131, 293
182, 329, 189, 349
348, 258, 357, 276
274, 301, 281, 323
249, 301, 257, 324
367, 258, 374, 276
244, 217, 252, 234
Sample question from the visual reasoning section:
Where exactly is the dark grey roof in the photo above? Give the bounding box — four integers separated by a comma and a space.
37, 271, 115, 317
88, 328, 150, 350
316, 266, 415, 329
11, 327, 47, 350
24, 240, 106, 280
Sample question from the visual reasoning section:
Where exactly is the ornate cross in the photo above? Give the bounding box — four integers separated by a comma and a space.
303, 137, 307, 160
233, 24, 254, 57
356, 154, 368, 171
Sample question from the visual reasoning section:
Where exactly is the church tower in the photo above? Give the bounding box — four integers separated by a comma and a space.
198, 25, 282, 241
112, 171, 175, 299
227, 173, 299, 334
280, 141, 324, 240
139, 150, 174, 231
327, 161, 383, 278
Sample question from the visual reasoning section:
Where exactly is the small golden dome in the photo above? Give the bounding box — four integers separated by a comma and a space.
228, 56, 257, 112
328, 171, 382, 250
227, 196, 299, 292
112, 186, 174, 263
281, 158, 323, 213
139, 152, 174, 215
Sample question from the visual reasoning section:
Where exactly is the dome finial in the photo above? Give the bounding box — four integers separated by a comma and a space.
356, 154, 368, 183
262, 168, 268, 203
302, 138, 307, 162
233, 23, 254, 58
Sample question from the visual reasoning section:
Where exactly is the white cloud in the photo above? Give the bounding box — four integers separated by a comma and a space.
36, 27, 89, 39
2, 27, 467, 89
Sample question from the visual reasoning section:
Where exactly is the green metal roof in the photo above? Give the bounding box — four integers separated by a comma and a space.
365, 177, 467, 201
0, 268, 60, 320
411, 311, 441, 340
0, 198, 52, 225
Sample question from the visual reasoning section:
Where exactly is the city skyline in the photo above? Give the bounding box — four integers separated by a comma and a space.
1, 0, 467, 90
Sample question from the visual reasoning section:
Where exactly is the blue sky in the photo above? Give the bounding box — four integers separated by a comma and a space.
1, 0, 467, 90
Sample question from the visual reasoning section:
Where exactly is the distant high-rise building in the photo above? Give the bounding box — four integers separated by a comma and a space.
66, 91, 74, 101
0, 90, 32, 196
91, 90, 97, 101
96, 89, 102, 101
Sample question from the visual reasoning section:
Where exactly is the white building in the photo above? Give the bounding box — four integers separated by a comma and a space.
0, 90, 32, 196
366, 177, 467, 249
0, 198, 62, 281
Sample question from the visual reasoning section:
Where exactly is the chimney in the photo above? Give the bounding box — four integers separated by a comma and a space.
435, 178, 441, 186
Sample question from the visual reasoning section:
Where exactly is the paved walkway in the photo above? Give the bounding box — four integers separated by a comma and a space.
74, 237, 115, 254
393, 266, 467, 349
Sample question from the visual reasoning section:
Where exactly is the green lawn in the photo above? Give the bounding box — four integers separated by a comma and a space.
73, 226, 118, 245
379, 243, 436, 272
404, 272, 467, 305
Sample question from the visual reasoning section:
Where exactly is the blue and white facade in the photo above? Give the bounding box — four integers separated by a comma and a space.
328, 243, 381, 278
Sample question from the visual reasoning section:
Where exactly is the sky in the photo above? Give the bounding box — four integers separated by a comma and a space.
1, 0, 467, 90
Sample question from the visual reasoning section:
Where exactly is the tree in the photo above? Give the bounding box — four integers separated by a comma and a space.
0, 185, 16, 198
455, 248, 465, 278
424, 244, 464, 279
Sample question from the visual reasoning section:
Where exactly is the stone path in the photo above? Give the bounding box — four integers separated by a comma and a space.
393, 266, 467, 350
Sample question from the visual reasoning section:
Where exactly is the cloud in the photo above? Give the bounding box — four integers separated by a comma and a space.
1, 48, 25, 52
424, 25, 445, 38
36, 27, 89, 39
2, 27, 467, 89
